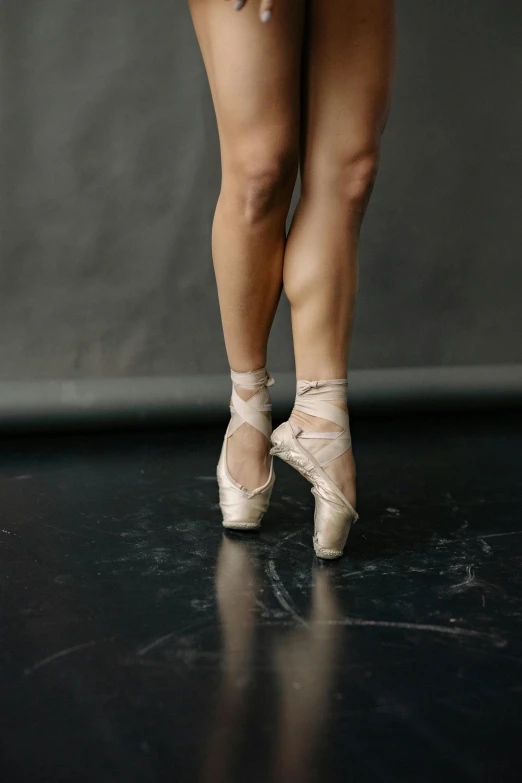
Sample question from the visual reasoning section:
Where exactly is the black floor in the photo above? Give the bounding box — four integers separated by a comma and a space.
1, 412, 521, 783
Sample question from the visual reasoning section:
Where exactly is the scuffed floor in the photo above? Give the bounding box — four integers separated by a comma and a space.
0, 412, 521, 782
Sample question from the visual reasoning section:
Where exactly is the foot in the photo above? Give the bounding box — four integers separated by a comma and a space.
227, 387, 271, 491
289, 400, 356, 508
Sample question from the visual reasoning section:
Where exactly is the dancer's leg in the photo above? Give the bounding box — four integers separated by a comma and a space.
283, 0, 396, 504
188, 0, 305, 489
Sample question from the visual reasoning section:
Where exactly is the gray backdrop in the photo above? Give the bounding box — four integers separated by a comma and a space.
1, 0, 521, 384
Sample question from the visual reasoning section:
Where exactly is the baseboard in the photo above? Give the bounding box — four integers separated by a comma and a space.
0, 364, 521, 433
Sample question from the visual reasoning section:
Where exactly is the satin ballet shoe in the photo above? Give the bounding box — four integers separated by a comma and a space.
217, 368, 275, 530
270, 379, 359, 559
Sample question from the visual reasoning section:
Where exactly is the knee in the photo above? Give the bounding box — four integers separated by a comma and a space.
304, 147, 380, 216
223, 144, 298, 224
340, 151, 380, 213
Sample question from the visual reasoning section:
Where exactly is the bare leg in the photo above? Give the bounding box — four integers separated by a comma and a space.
283, 0, 396, 505
188, 0, 305, 490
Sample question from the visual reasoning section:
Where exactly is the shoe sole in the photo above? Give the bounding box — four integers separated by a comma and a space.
221, 520, 262, 531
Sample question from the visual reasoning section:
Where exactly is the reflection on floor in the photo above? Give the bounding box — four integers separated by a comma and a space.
0, 411, 521, 782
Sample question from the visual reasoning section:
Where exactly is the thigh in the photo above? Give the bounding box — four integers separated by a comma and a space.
301, 0, 396, 176
187, 0, 306, 167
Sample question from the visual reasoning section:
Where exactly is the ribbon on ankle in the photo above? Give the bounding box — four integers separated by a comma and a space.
293, 378, 352, 468
231, 368, 274, 390
296, 379, 348, 401
294, 378, 349, 431
228, 367, 274, 441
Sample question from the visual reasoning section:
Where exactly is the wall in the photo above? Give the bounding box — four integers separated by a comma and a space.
0, 0, 521, 384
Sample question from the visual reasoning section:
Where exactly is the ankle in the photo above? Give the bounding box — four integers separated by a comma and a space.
290, 400, 348, 433
231, 387, 272, 428
234, 387, 260, 403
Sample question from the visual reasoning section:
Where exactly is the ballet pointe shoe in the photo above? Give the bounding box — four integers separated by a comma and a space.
217, 368, 275, 530
270, 379, 359, 559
